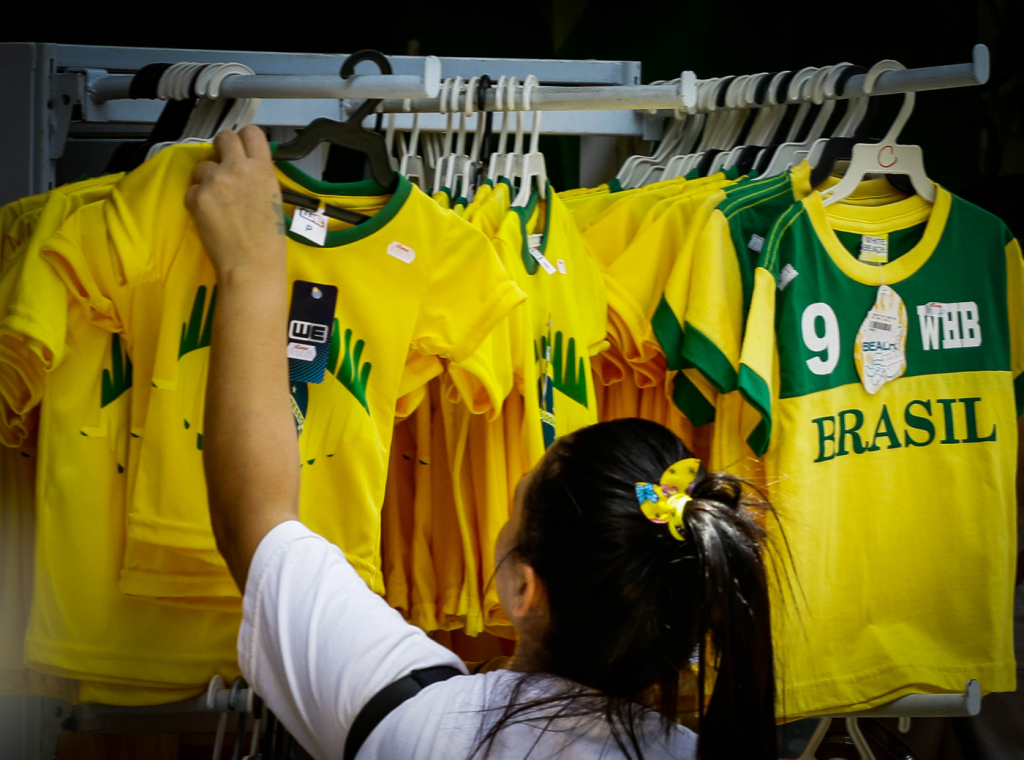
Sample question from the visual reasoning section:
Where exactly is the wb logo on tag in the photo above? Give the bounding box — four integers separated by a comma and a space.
289, 320, 330, 344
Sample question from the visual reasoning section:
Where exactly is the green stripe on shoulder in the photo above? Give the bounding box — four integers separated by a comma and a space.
719, 172, 790, 216
652, 296, 687, 370
1015, 373, 1024, 418
671, 373, 715, 427
738, 364, 772, 456
762, 202, 805, 277
682, 324, 738, 393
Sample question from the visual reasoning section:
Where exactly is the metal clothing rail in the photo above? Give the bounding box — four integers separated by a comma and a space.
372, 45, 989, 116
87, 56, 444, 103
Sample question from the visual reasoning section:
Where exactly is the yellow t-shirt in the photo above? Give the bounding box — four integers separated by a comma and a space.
493, 187, 607, 464
0, 179, 242, 698
39, 144, 524, 603
740, 187, 1021, 717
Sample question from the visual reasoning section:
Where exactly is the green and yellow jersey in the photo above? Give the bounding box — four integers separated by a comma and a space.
739, 186, 1022, 717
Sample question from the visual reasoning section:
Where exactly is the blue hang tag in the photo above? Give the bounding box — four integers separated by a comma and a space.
287, 280, 338, 384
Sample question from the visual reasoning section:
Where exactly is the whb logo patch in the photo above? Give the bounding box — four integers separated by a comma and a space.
287, 281, 338, 383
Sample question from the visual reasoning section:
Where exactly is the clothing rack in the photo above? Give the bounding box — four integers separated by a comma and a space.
374, 44, 989, 115
0, 41, 999, 760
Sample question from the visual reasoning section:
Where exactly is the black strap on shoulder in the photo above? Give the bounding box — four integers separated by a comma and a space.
343, 666, 461, 760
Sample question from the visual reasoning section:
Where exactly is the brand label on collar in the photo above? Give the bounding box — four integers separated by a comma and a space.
290, 207, 328, 246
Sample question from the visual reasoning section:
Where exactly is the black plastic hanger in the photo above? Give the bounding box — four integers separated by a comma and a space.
280, 189, 369, 225
274, 50, 399, 193
472, 75, 494, 192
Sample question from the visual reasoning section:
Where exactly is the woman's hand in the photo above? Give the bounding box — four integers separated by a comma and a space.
185, 126, 286, 281
190, 126, 300, 593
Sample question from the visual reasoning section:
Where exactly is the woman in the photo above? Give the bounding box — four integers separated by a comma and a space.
188, 126, 779, 760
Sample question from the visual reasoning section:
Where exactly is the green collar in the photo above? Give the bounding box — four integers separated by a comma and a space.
512, 183, 554, 275
270, 144, 412, 248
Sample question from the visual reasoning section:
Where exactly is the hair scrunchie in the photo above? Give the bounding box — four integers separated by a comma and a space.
634, 458, 702, 542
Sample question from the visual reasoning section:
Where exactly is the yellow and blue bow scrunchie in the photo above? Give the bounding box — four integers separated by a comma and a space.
634, 458, 702, 542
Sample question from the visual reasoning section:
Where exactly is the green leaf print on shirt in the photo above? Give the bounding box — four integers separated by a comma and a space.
179, 285, 217, 358
539, 330, 588, 408
325, 318, 372, 413
101, 334, 133, 408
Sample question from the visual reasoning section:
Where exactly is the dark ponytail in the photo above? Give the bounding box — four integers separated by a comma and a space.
476, 418, 778, 760
685, 471, 777, 760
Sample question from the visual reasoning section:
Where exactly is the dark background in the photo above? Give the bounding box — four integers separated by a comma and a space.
10, 0, 1024, 227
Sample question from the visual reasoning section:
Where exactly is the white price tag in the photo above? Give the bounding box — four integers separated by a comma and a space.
287, 342, 317, 362
556, 258, 567, 274
386, 241, 416, 263
290, 207, 328, 246
529, 246, 558, 275
855, 285, 908, 395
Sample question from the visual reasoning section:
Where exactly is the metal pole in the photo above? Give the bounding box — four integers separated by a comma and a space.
372, 47, 989, 115
88, 57, 442, 103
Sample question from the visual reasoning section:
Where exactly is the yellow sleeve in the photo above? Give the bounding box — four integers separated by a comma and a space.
412, 212, 526, 362
41, 147, 205, 338
737, 267, 778, 456
681, 204, 745, 394
444, 315, 515, 420
0, 177, 122, 441
395, 350, 445, 420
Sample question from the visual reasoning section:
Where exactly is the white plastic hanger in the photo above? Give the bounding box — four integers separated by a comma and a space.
667, 77, 731, 178
145, 63, 261, 162
615, 79, 669, 187
619, 79, 693, 188
721, 71, 784, 170
820, 59, 936, 205
442, 76, 478, 199
501, 76, 529, 185
709, 74, 757, 173
432, 77, 459, 196
805, 66, 875, 176
715, 72, 766, 171
486, 76, 512, 183
512, 75, 548, 206
762, 64, 840, 176
660, 109, 706, 179
383, 112, 399, 170
399, 99, 427, 189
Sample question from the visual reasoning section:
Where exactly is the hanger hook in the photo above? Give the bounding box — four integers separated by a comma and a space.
863, 59, 913, 144
522, 75, 541, 153
340, 49, 393, 79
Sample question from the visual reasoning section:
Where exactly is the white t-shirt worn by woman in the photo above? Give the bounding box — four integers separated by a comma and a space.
239, 521, 697, 760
